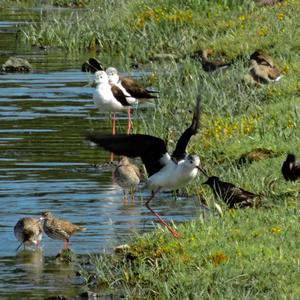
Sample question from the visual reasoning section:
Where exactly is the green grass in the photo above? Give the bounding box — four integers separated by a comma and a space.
80, 206, 300, 299
8, 0, 300, 298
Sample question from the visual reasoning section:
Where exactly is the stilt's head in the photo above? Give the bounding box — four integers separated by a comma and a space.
106, 67, 119, 84
95, 70, 109, 85
184, 154, 200, 170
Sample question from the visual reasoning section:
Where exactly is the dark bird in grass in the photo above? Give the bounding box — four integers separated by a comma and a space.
236, 148, 277, 167
106, 67, 159, 100
113, 156, 141, 200
203, 176, 261, 209
14, 217, 43, 251
86, 96, 207, 238
40, 212, 86, 249
281, 153, 300, 181
192, 49, 231, 73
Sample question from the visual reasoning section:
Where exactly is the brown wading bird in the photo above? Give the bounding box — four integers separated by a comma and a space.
14, 217, 43, 251
192, 48, 231, 73
113, 156, 141, 200
281, 153, 300, 181
203, 176, 261, 208
87, 96, 206, 238
40, 212, 86, 249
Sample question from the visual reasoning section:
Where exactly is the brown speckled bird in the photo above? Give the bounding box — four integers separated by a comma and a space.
113, 156, 141, 200
40, 212, 86, 249
14, 217, 43, 251
281, 153, 300, 181
203, 176, 261, 208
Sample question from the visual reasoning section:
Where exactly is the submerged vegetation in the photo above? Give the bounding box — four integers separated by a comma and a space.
5, 0, 300, 298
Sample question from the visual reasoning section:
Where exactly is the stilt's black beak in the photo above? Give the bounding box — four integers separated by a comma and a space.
197, 166, 209, 177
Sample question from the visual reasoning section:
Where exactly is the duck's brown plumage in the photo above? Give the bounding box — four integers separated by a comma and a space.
250, 49, 275, 67
249, 59, 282, 84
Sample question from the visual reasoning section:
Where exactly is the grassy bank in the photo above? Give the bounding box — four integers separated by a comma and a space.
80, 206, 300, 298
7, 0, 300, 298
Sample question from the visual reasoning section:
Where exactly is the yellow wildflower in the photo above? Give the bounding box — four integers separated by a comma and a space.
239, 15, 246, 22
271, 226, 282, 234
277, 13, 285, 21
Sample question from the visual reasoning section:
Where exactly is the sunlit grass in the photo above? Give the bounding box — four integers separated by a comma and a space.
5, 0, 300, 298
80, 206, 300, 298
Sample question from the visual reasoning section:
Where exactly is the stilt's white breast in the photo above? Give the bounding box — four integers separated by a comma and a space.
146, 154, 199, 191
93, 83, 125, 112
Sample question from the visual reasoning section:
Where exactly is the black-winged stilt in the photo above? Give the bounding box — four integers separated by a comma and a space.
87, 96, 205, 237
106, 67, 159, 99
93, 70, 137, 135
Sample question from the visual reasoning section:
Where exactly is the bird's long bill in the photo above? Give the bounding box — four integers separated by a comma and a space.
197, 166, 209, 177
16, 241, 24, 251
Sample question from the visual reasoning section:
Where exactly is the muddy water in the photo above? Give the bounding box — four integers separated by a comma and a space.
0, 5, 203, 300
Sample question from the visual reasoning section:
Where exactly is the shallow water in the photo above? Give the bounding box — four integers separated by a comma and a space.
0, 5, 205, 300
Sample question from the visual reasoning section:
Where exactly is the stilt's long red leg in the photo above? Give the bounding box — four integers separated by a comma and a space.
110, 112, 116, 162
127, 107, 132, 135
64, 240, 69, 249
112, 112, 116, 135
145, 189, 181, 238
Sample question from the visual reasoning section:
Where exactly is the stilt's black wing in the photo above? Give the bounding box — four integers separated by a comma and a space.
121, 77, 159, 99
171, 95, 201, 161
81, 58, 104, 73
86, 134, 168, 176
111, 85, 131, 106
